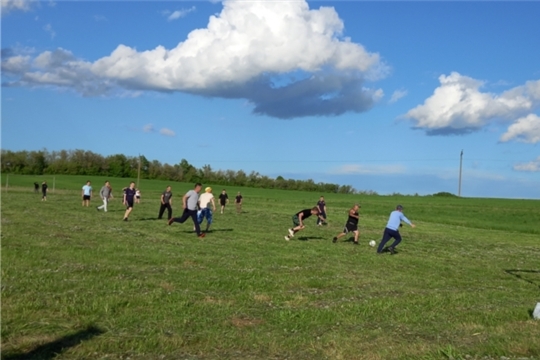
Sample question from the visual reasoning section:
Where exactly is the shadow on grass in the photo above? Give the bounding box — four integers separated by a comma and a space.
504, 269, 540, 289
297, 236, 325, 241
2, 325, 104, 360
177, 229, 234, 234
137, 217, 162, 221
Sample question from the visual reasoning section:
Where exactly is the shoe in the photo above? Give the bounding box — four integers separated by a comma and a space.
332, 237, 338, 243
388, 247, 396, 255
284, 236, 290, 241
123, 218, 128, 221
96, 207, 99, 211
167, 218, 174, 226
198, 233, 206, 238
353, 241, 359, 245
288, 229, 295, 237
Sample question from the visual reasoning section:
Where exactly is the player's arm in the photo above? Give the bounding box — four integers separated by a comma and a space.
298, 213, 304, 226
349, 208, 359, 219
182, 193, 188, 209
211, 198, 216, 211
400, 213, 415, 228
161, 194, 165, 204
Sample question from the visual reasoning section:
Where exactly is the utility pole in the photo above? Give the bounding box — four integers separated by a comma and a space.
137, 154, 141, 188
458, 150, 463, 197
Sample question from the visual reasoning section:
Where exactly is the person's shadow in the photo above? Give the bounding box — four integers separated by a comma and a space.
2, 325, 104, 360
297, 236, 325, 241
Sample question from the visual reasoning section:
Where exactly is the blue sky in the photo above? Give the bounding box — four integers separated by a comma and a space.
2, 0, 539, 199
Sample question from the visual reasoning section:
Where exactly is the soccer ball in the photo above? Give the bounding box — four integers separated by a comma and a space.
369, 240, 376, 247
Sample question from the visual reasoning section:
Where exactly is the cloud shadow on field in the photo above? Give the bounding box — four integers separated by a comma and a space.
2, 325, 104, 360
503, 269, 540, 289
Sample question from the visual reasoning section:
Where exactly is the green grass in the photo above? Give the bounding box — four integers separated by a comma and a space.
1, 175, 540, 359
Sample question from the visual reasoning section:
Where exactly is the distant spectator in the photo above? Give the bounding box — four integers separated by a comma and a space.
135, 188, 141, 204
82, 180, 93, 207
218, 189, 229, 214
316, 196, 327, 226
96, 181, 112, 212
41, 181, 48, 201
158, 186, 173, 220
235, 191, 243, 214
34, 182, 39, 193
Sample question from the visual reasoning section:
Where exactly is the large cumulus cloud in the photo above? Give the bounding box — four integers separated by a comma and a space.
403, 72, 540, 135
1, 0, 387, 119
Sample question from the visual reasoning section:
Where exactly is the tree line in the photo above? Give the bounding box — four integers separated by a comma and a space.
1, 149, 369, 194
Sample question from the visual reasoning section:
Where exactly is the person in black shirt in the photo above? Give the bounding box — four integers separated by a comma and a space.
284, 207, 326, 241
122, 181, 136, 221
218, 189, 229, 214
332, 204, 360, 245
316, 196, 327, 226
158, 186, 173, 220
235, 192, 243, 214
41, 181, 48, 201
34, 182, 39, 193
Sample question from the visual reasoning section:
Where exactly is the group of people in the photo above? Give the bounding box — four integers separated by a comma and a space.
284, 200, 416, 255
37, 179, 416, 254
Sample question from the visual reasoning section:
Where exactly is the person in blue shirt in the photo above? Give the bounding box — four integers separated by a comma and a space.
377, 205, 416, 255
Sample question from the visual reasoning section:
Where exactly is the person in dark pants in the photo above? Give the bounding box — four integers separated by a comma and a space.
235, 192, 243, 214
332, 204, 360, 245
168, 183, 205, 238
377, 205, 416, 255
41, 181, 48, 201
316, 196, 327, 226
158, 186, 173, 220
34, 182, 39, 193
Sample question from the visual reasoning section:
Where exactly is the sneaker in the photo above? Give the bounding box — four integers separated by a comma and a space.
198, 233, 206, 238
123, 218, 128, 221
167, 218, 174, 226
353, 241, 359, 245
96, 207, 99, 211
284, 236, 290, 241
388, 247, 396, 255
332, 237, 338, 243
288, 229, 295, 237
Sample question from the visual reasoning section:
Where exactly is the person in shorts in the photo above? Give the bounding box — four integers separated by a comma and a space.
235, 192, 243, 214
158, 186, 173, 220
82, 180, 93, 207
332, 204, 360, 245
284, 207, 326, 241
197, 187, 216, 232
135, 188, 141, 203
218, 189, 229, 214
122, 181, 136, 221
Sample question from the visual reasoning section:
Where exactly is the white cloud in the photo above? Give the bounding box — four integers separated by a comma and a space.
159, 128, 175, 137
389, 89, 407, 103
94, 14, 107, 22
143, 124, 154, 133
500, 114, 540, 143
43, 23, 56, 39
166, 6, 195, 21
2, 0, 386, 119
331, 164, 406, 175
513, 156, 540, 172
404, 72, 540, 135
1, 0, 32, 13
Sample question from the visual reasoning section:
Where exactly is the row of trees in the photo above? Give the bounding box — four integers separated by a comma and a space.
1, 149, 364, 194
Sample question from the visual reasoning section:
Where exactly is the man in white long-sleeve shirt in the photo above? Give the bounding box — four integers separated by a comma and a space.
377, 205, 416, 255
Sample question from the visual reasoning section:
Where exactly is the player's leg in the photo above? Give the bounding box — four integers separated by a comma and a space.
377, 228, 392, 253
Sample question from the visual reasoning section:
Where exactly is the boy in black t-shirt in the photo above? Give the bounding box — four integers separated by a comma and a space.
284, 207, 326, 241
218, 189, 229, 214
332, 204, 360, 245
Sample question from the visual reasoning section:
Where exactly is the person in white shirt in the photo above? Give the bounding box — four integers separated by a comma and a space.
197, 187, 216, 232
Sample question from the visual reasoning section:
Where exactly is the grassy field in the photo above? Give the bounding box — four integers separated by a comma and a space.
1, 175, 539, 360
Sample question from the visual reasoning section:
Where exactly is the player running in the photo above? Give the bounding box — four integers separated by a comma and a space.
284, 207, 326, 241
332, 204, 360, 245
